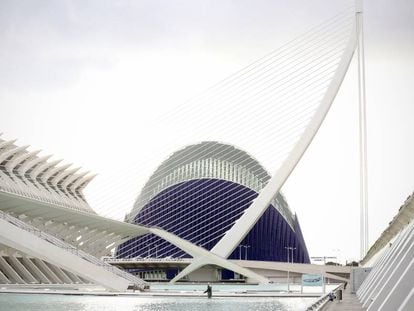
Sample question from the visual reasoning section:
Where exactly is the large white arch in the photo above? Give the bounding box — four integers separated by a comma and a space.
174, 17, 359, 281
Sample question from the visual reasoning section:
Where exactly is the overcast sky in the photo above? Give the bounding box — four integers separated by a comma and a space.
0, 0, 413, 263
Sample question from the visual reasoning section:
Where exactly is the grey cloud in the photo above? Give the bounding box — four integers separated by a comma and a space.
0, 0, 413, 90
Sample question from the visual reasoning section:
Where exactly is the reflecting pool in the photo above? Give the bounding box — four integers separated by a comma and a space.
0, 293, 316, 311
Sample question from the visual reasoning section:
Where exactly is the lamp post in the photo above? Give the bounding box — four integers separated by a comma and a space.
285, 246, 296, 292
244, 245, 250, 260
285, 246, 290, 292
239, 244, 250, 260
147, 244, 152, 258
290, 247, 296, 264
290, 247, 296, 286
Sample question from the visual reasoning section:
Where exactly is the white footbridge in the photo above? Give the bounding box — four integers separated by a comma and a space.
0, 210, 146, 291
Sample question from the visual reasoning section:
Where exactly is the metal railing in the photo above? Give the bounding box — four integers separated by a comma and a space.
104, 257, 193, 263
306, 284, 343, 310
0, 210, 147, 289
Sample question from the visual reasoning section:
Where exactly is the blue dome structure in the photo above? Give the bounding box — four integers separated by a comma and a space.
117, 142, 310, 280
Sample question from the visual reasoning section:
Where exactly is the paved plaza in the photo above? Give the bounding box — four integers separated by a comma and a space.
322, 288, 366, 311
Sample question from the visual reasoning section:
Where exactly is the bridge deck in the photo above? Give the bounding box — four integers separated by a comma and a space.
322, 288, 366, 311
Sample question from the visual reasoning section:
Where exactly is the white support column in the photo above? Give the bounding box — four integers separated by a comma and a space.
46, 262, 73, 284
0, 217, 139, 291
8, 256, 37, 283
0, 256, 25, 284
64, 270, 84, 284
0, 269, 11, 284
21, 257, 51, 284
33, 259, 63, 284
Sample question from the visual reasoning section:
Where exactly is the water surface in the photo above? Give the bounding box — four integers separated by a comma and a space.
0, 293, 315, 311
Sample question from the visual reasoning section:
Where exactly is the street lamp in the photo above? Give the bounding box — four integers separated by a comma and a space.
291, 247, 296, 264
285, 246, 296, 292
244, 245, 250, 260
147, 244, 152, 258
239, 244, 250, 260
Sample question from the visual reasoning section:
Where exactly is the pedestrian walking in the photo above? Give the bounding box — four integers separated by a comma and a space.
204, 283, 212, 298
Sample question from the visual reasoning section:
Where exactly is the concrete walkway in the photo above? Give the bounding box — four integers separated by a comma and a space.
322, 288, 366, 311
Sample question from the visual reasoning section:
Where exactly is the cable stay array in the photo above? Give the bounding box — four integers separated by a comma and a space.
84, 5, 358, 260
1, 5, 358, 262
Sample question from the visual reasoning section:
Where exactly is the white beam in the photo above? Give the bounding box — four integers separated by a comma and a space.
210, 26, 358, 259
7, 256, 37, 283
150, 227, 268, 284
0, 256, 25, 284
21, 257, 51, 284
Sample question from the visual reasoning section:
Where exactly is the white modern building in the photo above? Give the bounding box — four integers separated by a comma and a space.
116, 141, 311, 282
0, 135, 352, 290
0, 134, 150, 291
0, 135, 309, 290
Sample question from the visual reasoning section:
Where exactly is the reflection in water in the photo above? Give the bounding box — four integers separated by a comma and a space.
0, 294, 315, 311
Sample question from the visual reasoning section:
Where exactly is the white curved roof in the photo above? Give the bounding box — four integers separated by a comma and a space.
150, 141, 270, 182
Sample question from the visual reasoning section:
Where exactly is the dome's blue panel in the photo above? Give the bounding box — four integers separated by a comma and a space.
117, 179, 310, 264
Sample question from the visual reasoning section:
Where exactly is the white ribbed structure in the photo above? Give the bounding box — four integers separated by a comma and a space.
0, 135, 151, 290
0, 134, 95, 214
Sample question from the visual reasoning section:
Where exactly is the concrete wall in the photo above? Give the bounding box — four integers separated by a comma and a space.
188, 266, 219, 282
351, 267, 372, 293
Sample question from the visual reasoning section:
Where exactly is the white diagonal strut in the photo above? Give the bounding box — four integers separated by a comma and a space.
211, 24, 358, 259
149, 227, 269, 283
174, 18, 359, 281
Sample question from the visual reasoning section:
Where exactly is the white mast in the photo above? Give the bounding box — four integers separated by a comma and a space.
356, 0, 369, 259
